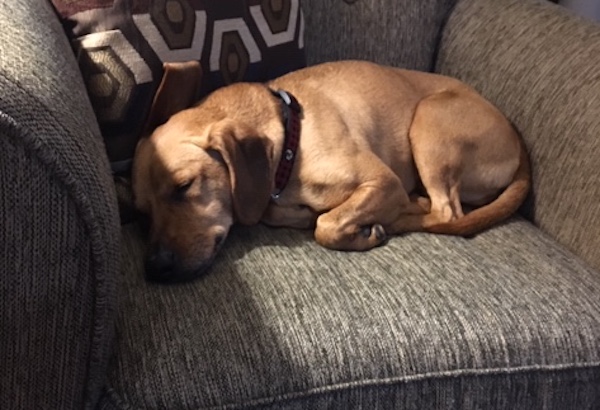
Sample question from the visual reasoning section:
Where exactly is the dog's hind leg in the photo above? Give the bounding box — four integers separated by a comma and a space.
389, 90, 469, 233
409, 194, 432, 213
386, 178, 463, 234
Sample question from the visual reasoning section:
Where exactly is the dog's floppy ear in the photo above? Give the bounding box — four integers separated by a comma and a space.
205, 122, 274, 225
143, 61, 202, 133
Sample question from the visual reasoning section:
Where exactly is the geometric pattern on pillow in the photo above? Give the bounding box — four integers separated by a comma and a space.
75, 30, 153, 124
132, 10, 206, 62
251, 0, 300, 46
51, 0, 306, 170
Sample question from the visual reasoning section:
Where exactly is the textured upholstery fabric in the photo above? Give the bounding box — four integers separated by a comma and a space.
51, 0, 306, 169
436, 0, 600, 271
302, 0, 457, 70
0, 1, 120, 408
100, 219, 600, 409
4, 0, 600, 409
96, 1, 600, 409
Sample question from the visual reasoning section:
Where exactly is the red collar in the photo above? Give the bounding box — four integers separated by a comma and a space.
270, 89, 302, 200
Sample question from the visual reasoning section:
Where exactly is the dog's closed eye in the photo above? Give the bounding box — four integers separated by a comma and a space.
171, 180, 194, 202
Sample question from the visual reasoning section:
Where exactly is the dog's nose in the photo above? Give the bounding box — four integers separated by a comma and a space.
214, 233, 225, 250
145, 243, 176, 281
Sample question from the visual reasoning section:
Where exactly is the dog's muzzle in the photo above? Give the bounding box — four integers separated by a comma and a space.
145, 234, 226, 283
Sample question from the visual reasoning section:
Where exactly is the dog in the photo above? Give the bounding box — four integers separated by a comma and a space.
133, 60, 530, 282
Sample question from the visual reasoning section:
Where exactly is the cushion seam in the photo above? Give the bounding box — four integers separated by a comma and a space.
101, 361, 600, 410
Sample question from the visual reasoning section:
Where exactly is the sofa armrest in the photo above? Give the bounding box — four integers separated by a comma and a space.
436, 0, 600, 271
0, 1, 120, 409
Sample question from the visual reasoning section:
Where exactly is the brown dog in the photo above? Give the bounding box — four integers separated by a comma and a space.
133, 60, 530, 281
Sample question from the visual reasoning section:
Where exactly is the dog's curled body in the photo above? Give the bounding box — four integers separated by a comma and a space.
133, 60, 530, 281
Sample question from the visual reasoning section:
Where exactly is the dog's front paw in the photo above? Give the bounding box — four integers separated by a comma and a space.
315, 216, 388, 251
360, 223, 387, 246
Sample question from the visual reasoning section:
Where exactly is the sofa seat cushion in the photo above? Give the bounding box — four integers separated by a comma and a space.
100, 219, 600, 409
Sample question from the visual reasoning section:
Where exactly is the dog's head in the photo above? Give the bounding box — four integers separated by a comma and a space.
132, 62, 277, 282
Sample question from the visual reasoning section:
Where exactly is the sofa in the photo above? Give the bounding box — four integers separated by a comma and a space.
1, 0, 600, 409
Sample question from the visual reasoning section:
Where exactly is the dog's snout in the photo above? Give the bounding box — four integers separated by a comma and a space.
145, 243, 177, 282
214, 233, 225, 249
145, 241, 215, 283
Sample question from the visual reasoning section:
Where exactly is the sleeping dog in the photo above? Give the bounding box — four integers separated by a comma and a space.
133, 60, 530, 282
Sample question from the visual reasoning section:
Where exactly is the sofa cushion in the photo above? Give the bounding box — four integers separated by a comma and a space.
100, 219, 600, 409
302, 0, 457, 70
51, 0, 306, 170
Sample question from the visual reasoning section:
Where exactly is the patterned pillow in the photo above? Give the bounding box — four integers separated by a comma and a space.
51, 0, 306, 173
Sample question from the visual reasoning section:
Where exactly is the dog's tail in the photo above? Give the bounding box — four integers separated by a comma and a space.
426, 141, 531, 236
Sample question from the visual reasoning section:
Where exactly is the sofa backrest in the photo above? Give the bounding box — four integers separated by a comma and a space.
302, 0, 458, 71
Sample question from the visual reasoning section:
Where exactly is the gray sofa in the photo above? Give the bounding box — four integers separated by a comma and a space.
2, 0, 600, 409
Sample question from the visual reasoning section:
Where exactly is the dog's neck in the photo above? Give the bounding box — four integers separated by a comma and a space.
269, 89, 302, 200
